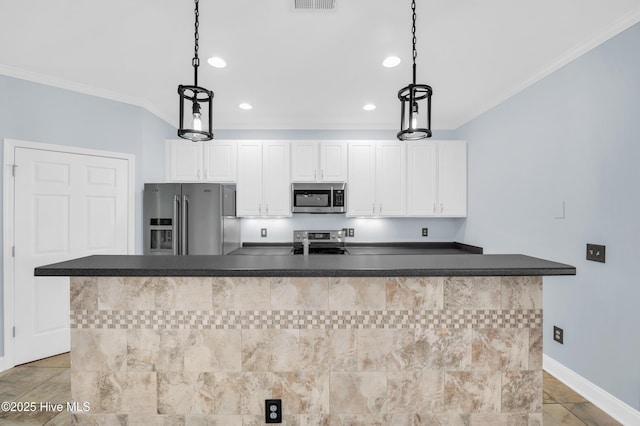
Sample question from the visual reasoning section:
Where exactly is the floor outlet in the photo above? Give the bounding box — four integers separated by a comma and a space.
553, 326, 564, 344
265, 399, 282, 423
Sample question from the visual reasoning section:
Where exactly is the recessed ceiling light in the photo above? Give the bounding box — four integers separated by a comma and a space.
208, 57, 227, 68
382, 56, 401, 68
363, 104, 376, 111
239, 103, 253, 110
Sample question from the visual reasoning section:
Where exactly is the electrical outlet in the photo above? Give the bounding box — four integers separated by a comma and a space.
553, 326, 564, 344
421, 228, 428, 237
265, 399, 282, 423
348, 228, 355, 237
261, 228, 267, 238
586, 243, 605, 263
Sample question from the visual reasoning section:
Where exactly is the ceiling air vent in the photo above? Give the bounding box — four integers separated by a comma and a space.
294, 0, 336, 10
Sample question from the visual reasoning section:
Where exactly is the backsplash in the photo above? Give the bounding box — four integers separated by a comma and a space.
240, 217, 466, 243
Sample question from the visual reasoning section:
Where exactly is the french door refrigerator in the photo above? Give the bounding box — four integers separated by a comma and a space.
143, 183, 240, 255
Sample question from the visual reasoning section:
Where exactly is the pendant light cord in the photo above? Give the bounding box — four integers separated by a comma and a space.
411, 0, 417, 85
192, 0, 200, 87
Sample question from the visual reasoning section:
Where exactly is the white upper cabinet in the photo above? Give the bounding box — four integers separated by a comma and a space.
166, 139, 237, 182
237, 140, 291, 217
347, 141, 405, 216
406, 140, 467, 217
291, 141, 347, 182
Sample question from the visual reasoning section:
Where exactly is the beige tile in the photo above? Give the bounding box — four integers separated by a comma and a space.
127, 414, 187, 425
500, 276, 542, 309
71, 413, 128, 425
120, 372, 158, 414
529, 328, 543, 369
444, 371, 501, 413
414, 412, 471, 425
184, 329, 242, 372
210, 372, 274, 415
273, 371, 330, 414
386, 277, 444, 310
70, 277, 98, 310
444, 276, 502, 309
70, 370, 101, 412
97, 277, 156, 310
357, 329, 416, 371
472, 328, 529, 370
271, 277, 329, 310
157, 371, 215, 415
387, 370, 444, 413
242, 329, 299, 372
501, 370, 542, 413
416, 328, 472, 370
212, 277, 270, 310
300, 329, 357, 372
328, 277, 386, 310
329, 372, 387, 414
186, 415, 242, 425
469, 413, 537, 425
243, 414, 299, 425
70, 329, 126, 372
155, 277, 213, 311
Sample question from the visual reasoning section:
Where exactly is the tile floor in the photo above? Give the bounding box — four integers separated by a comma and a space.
0, 353, 623, 425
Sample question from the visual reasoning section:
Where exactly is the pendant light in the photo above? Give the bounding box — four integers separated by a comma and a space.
397, 0, 432, 140
178, 0, 214, 141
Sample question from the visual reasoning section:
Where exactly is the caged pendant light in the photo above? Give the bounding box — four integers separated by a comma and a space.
397, 0, 432, 140
178, 0, 214, 141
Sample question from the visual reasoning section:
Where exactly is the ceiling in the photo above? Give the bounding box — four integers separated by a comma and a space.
1, 0, 640, 131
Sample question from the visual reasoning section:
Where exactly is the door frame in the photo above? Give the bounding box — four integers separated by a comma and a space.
2, 138, 135, 371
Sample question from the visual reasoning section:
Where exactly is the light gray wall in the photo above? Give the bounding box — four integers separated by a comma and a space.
455, 23, 640, 410
0, 74, 176, 356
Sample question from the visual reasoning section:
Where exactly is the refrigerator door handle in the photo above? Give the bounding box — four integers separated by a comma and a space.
173, 195, 180, 255
182, 195, 189, 255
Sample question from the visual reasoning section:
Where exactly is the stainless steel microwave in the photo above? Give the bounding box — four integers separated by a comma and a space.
291, 182, 346, 213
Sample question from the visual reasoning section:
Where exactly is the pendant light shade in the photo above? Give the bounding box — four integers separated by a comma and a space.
178, 0, 214, 141
397, 0, 432, 141
178, 84, 213, 141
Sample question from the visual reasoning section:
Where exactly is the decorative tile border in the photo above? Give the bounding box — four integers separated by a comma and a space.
71, 309, 542, 330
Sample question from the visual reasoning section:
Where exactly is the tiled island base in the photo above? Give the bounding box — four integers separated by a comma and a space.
70, 276, 543, 425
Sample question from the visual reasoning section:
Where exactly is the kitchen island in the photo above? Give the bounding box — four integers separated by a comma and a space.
36, 253, 575, 425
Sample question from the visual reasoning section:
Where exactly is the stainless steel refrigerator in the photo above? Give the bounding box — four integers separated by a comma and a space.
143, 183, 240, 255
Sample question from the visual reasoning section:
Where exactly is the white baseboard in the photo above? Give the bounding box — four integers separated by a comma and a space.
544, 354, 640, 426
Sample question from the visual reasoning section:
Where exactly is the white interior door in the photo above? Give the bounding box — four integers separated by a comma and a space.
12, 147, 130, 364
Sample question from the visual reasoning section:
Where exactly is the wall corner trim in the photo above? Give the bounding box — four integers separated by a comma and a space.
543, 354, 640, 425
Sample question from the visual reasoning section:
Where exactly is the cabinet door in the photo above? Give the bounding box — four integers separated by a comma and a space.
291, 141, 318, 182
406, 142, 438, 216
438, 141, 467, 217
166, 140, 202, 181
203, 141, 237, 182
319, 141, 348, 182
347, 141, 376, 216
377, 141, 406, 216
263, 141, 291, 216
236, 141, 263, 216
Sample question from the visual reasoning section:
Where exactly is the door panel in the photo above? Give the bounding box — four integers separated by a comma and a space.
13, 147, 129, 364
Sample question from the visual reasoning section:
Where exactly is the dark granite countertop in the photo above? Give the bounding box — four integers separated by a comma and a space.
35, 253, 575, 277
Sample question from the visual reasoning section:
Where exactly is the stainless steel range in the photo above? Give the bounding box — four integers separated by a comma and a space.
291, 229, 348, 255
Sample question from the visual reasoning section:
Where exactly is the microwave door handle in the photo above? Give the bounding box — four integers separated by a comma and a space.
330, 186, 334, 208
173, 195, 180, 255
